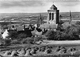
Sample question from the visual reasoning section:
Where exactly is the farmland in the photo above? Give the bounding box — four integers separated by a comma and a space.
0, 12, 80, 20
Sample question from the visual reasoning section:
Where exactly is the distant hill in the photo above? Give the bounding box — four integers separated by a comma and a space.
60, 12, 80, 18
0, 13, 48, 20
0, 12, 80, 20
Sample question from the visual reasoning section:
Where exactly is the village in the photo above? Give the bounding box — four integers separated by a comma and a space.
0, 4, 80, 57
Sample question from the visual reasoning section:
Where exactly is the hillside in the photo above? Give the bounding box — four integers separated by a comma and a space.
0, 13, 48, 20
0, 12, 80, 20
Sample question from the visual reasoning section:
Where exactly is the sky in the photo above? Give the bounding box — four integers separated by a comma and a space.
0, 0, 80, 13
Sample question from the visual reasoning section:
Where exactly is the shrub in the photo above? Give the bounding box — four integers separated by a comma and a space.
21, 37, 34, 44
59, 20, 64, 24
11, 40, 20, 44
45, 30, 56, 40
75, 21, 80, 25
8, 31, 17, 40
0, 38, 5, 46
17, 33, 27, 40
64, 25, 80, 40
4, 39, 11, 46
34, 36, 43, 42
44, 24, 80, 40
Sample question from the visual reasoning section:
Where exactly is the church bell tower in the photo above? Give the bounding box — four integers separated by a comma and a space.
47, 4, 59, 24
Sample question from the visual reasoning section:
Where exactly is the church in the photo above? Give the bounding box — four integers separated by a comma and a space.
40, 4, 59, 29
47, 4, 59, 24
0, 4, 60, 30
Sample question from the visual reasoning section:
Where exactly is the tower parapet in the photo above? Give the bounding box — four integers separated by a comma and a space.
47, 4, 59, 24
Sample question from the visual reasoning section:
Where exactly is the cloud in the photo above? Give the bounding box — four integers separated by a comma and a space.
47, 0, 80, 2
0, 0, 80, 13
57, 2, 79, 6
0, 0, 79, 8
0, 0, 44, 8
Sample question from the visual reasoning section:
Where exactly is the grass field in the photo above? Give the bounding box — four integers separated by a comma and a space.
1, 40, 80, 51
0, 12, 80, 20
1, 41, 80, 57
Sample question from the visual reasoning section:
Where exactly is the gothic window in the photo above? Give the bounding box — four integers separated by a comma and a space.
49, 13, 51, 20
52, 13, 54, 20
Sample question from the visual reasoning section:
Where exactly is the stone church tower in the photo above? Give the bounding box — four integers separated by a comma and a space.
47, 4, 59, 24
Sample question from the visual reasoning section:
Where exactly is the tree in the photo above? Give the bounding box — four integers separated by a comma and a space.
59, 20, 64, 24
21, 37, 34, 44
59, 15, 62, 19
45, 30, 56, 40
4, 39, 11, 46
65, 25, 80, 40
17, 33, 27, 40
75, 21, 80, 25
37, 14, 43, 25
57, 20, 64, 31
8, 30, 18, 40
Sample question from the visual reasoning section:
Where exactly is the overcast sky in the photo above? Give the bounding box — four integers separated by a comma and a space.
0, 0, 80, 13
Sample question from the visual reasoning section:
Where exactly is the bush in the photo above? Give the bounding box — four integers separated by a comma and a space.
64, 25, 80, 40
17, 33, 27, 40
44, 24, 80, 40
34, 36, 43, 42
11, 40, 20, 44
21, 37, 34, 44
45, 30, 56, 40
4, 39, 11, 46
59, 20, 64, 24
75, 21, 80, 25
0, 39, 5, 46
8, 30, 18, 40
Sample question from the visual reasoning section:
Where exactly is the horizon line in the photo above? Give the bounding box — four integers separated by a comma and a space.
0, 11, 80, 13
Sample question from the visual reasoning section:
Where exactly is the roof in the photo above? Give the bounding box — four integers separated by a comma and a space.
40, 23, 58, 29
50, 4, 57, 10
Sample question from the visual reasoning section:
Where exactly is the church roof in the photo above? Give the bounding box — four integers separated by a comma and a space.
50, 4, 57, 10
